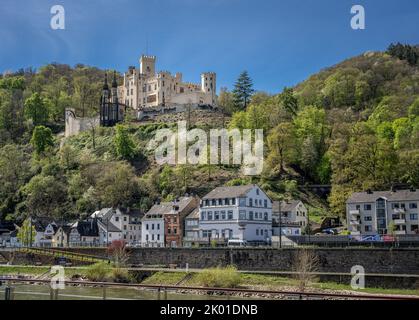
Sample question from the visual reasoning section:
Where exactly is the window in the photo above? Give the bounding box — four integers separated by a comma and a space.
146, 235, 149, 241
157, 224, 160, 230
115, 217, 119, 222
152, 224, 154, 230
264, 213, 268, 221
239, 210, 246, 220
146, 224, 149, 230
201, 211, 206, 220
221, 211, 226, 220
364, 216, 372, 222
174, 228, 177, 234
232, 198, 236, 205
212, 199, 216, 206
168, 228, 171, 234
249, 198, 253, 207
410, 203, 418, 209
228, 211, 233, 220
208, 211, 213, 220
249, 211, 253, 220
410, 214, 418, 220
256, 229, 259, 236
157, 234, 160, 241
214, 211, 220, 220
365, 226, 372, 232
364, 204, 372, 211
356, 205, 361, 210
218, 199, 223, 206
264, 200, 267, 208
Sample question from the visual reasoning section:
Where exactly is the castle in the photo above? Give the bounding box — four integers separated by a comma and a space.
119, 55, 217, 117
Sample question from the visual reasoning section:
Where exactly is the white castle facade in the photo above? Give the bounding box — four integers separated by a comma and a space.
119, 55, 217, 117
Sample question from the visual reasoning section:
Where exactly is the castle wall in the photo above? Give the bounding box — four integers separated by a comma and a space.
65, 109, 99, 138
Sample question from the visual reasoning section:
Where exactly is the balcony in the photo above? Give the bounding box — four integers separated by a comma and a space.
350, 231, 361, 236
393, 208, 406, 214
349, 210, 360, 216
393, 219, 406, 225
350, 220, 360, 226
394, 230, 407, 235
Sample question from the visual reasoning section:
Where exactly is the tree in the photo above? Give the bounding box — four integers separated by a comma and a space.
24, 92, 49, 125
17, 218, 36, 247
21, 175, 68, 218
97, 162, 139, 208
30, 126, 54, 156
266, 122, 297, 174
232, 71, 254, 110
114, 124, 136, 160
280, 87, 298, 116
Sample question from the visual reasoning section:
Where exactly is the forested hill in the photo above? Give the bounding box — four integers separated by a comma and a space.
0, 44, 418, 224
228, 45, 418, 218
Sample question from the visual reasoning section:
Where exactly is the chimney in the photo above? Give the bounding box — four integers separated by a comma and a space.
366, 189, 373, 194
410, 187, 417, 192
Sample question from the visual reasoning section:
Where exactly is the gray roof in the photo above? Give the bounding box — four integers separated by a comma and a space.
185, 207, 200, 220
202, 185, 255, 199
272, 200, 302, 213
346, 189, 419, 203
98, 220, 121, 233
145, 197, 197, 217
91, 208, 114, 220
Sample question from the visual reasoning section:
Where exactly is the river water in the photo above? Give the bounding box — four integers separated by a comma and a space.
0, 283, 257, 300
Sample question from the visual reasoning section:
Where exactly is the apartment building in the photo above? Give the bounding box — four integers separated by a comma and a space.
346, 189, 419, 236
199, 185, 273, 244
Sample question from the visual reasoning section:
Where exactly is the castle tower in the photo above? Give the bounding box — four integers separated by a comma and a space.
140, 55, 156, 76
201, 72, 216, 105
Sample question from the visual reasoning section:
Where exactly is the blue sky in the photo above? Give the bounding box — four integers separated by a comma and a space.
0, 0, 418, 93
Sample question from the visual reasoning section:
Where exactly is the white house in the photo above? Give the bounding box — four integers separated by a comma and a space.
199, 185, 273, 244
272, 200, 308, 236
92, 208, 143, 245
141, 204, 166, 247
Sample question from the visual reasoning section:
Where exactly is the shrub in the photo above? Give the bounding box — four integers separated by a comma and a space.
195, 266, 241, 288
111, 268, 132, 283
85, 262, 111, 282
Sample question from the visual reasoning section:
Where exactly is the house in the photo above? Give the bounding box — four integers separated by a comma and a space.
272, 200, 308, 236
183, 208, 200, 247
27, 218, 58, 247
164, 197, 199, 248
0, 222, 16, 247
346, 189, 419, 236
141, 196, 199, 247
141, 207, 165, 247
52, 225, 72, 248
199, 185, 273, 244
69, 220, 100, 247
92, 207, 143, 245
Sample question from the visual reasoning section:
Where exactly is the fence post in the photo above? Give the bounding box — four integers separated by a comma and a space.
163, 288, 167, 300
157, 288, 161, 300
102, 286, 107, 300
5, 286, 12, 300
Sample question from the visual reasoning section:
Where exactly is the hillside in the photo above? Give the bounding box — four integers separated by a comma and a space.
0, 45, 418, 226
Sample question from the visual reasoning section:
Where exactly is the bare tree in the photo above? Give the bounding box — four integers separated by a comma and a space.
107, 240, 130, 267
293, 249, 319, 292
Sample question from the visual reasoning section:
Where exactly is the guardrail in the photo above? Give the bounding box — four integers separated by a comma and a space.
17, 247, 107, 263
1, 277, 419, 301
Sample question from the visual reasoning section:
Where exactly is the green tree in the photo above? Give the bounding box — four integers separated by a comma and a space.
114, 124, 136, 160
266, 122, 297, 174
30, 126, 54, 156
21, 175, 68, 218
280, 87, 299, 116
17, 218, 36, 247
232, 71, 254, 110
24, 92, 49, 125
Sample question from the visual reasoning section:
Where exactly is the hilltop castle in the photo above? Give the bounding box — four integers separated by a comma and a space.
119, 55, 217, 117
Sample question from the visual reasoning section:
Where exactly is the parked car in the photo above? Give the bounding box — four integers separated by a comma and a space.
227, 239, 248, 247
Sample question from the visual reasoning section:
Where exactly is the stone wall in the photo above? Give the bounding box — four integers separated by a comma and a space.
65, 108, 100, 138
58, 247, 419, 275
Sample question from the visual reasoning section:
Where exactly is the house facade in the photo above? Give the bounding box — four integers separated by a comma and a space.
272, 200, 308, 236
141, 197, 199, 247
69, 220, 100, 247
199, 185, 273, 244
346, 189, 419, 236
183, 208, 200, 247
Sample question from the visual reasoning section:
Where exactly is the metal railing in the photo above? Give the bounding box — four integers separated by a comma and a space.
1, 277, 419, 301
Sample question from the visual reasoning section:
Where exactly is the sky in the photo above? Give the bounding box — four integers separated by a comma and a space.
0, 0, 418, 93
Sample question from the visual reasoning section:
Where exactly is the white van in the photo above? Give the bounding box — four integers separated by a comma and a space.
227, 239, 248, 247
